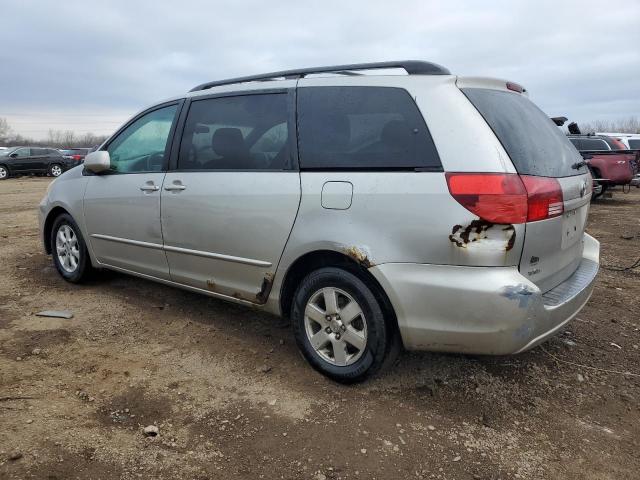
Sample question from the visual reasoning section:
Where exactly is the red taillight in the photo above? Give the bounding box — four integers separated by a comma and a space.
520, 175, 564, 221
72, 155, 82, 161
446, 173, 564, 224
445, 173, 528, 224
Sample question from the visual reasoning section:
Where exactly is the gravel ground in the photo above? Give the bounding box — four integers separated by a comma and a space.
1, 177, 639, 480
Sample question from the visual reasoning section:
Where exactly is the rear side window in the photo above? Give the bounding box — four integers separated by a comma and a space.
178, 93, 291, 171
463, 88, 586, 177
32, 148, 47, 155
569, 138, 610, 151
628, 139, 640, 149
297, 86, 441, 170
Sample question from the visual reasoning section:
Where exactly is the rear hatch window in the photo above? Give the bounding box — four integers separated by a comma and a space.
462, 88, 587, 177
462, 87, 592, 293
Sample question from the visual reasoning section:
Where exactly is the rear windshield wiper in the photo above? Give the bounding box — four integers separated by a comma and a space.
572, 160, 588, 170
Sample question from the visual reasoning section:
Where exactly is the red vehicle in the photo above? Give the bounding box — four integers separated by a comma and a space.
58, 148, 92, 164
568, 135, 638, 196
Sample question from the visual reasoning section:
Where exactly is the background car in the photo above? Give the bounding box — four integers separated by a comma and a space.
59, 147, 92, 163
568, 133, 627, 151
0, 146, 76, 179
568, 134, 637, 196
595, 132, 640, 149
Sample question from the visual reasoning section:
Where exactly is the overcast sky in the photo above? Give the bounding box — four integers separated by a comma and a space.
1, 0, 639, 140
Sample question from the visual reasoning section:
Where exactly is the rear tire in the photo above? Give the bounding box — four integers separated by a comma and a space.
0, 165, 8, 180
291, 267, 391, 383
50, 214, 93, 283
49, 164, 63, 177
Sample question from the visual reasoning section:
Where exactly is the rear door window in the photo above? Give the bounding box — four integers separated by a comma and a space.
177, 93, 292, 171
297, 86, 441, 170
628, 139, 640, 149
463, 88, 586, 177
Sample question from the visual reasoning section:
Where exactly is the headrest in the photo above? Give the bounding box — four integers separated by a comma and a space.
211, 128, 246, 157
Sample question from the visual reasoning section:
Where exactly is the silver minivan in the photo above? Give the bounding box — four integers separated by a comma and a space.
39, 61, 599, 382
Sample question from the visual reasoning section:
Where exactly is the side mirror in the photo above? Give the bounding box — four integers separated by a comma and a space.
84, 151, 111, 174
10, 153, 18, 158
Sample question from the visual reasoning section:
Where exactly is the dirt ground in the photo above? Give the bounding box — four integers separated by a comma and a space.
0, 177, 638, 480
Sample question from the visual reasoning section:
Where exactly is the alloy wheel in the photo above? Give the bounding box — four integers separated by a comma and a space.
55, 224, 80, 273
303, 287, 367, 366
0, 166, 7, 179
50, 165, 63, 177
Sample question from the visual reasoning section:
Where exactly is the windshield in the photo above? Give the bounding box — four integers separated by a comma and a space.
0, 148, 16, 157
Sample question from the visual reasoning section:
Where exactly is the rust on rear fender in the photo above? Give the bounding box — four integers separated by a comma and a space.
255, 272, 275, 304
343, 246, 374, 268
449, 220, 516, 251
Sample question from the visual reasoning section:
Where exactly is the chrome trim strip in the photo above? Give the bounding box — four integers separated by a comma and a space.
90, 234, 271, 267
90, 234, 164, 250
162, 244, 272, 267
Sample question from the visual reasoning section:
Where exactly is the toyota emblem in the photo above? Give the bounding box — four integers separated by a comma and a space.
580, 180, 587, 197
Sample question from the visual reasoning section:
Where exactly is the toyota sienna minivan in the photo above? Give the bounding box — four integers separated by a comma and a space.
39, 61, 600, 382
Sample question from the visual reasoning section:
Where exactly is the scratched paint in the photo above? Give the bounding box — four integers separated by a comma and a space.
500, 284, 535, 308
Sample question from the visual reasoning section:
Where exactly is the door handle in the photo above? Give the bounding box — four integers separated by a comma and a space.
140, 184, 160, 192
164, 184, 186, 191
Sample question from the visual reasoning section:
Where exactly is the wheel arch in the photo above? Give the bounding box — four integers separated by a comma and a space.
43, 206, 71, 254
278, 249, 399, 337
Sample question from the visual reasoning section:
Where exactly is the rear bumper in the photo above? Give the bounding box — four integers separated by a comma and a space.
370, 233, 600, 355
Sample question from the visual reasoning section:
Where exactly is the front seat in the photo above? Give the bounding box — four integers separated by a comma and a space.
208, 127, 251, 169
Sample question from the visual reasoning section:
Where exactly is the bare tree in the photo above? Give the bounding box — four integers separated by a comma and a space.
0, 117, 12, 144
578, 116, 640, 134
44, 129, 108, 148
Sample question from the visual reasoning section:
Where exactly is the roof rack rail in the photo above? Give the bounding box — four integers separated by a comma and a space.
189, 60, 450, 92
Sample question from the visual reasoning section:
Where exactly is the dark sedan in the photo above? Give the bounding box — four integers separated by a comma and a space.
0, 147, 77, 180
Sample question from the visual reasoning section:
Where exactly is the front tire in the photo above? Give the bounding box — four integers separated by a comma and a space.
50, 214, 93, 283
49, 163, 63, 177
0, 165, 9, 180
292, 267, 391, 383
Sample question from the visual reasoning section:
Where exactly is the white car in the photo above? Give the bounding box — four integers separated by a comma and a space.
596, 132, 640, 149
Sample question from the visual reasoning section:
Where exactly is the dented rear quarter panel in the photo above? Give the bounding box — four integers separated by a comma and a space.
267, 171, 526, 315
268, 76, 531, 314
